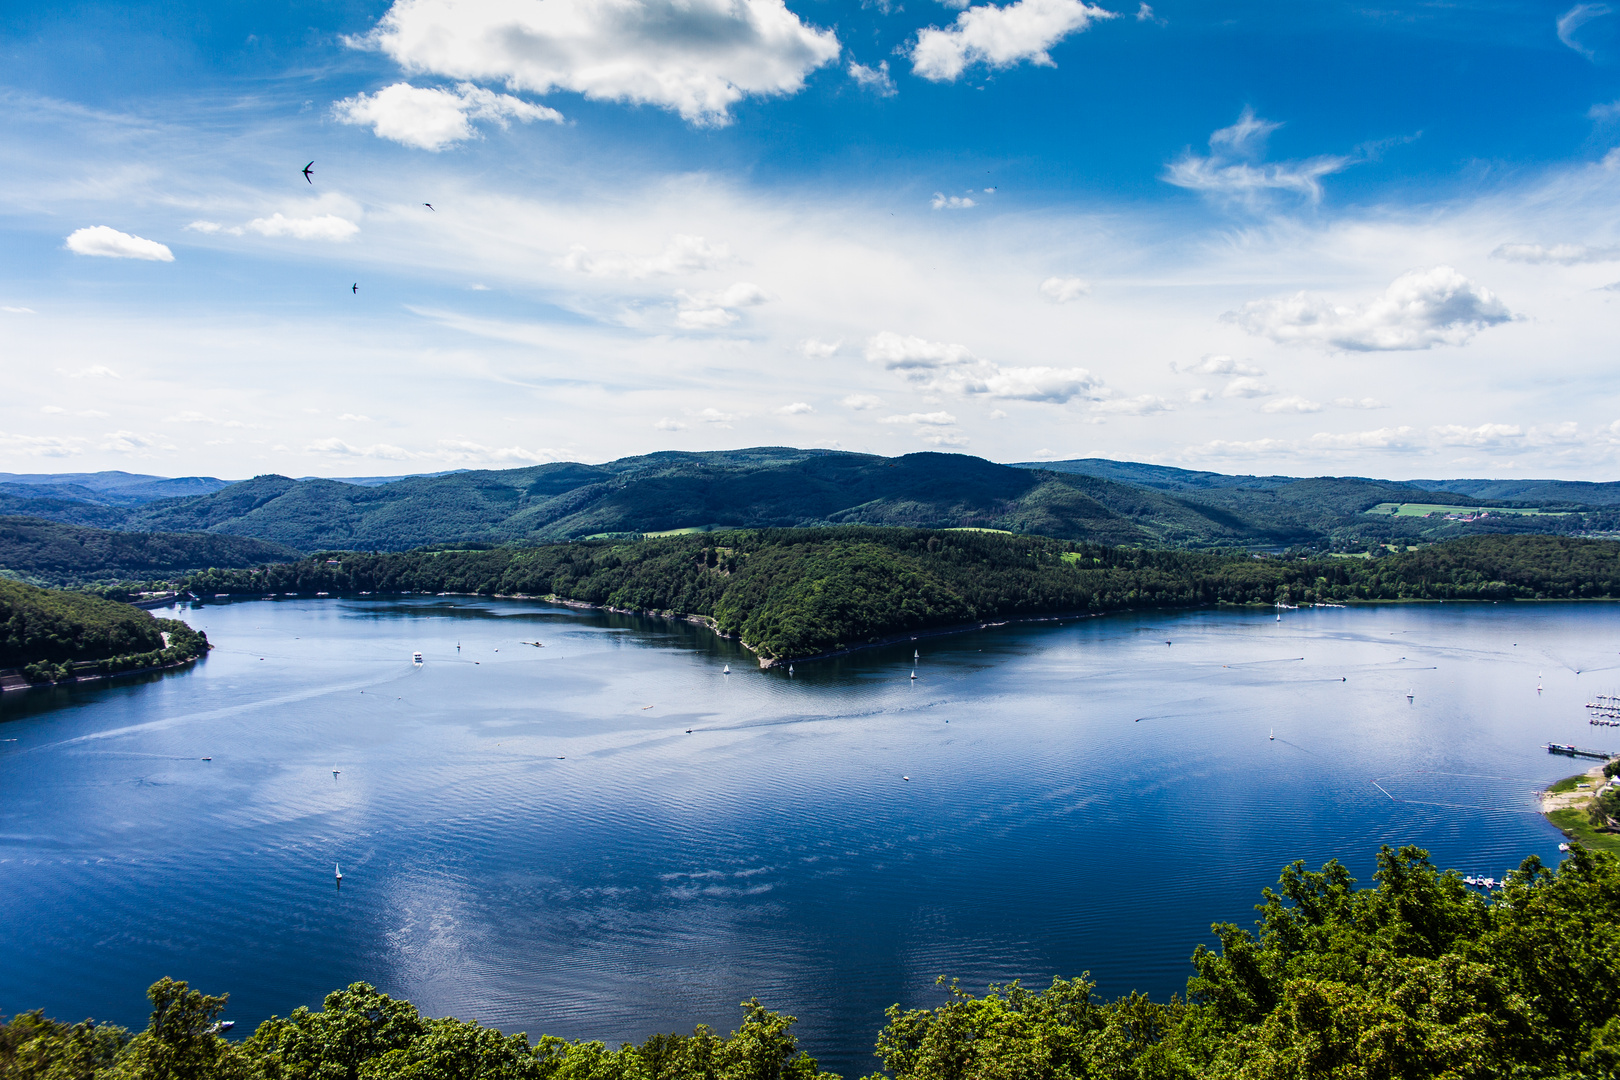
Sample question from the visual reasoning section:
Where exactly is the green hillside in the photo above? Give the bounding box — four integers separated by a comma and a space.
0, 516, 300, 587
8, 450, 1619, 556
189, 532, 1620, 663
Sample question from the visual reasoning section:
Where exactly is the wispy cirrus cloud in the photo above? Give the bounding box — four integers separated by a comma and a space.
1491, 241, 1620, 265
1164, 108, 1353, 205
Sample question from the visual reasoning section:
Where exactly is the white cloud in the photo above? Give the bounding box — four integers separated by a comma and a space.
1039, 276, 1089, 302
246, 213, 361, 242
1592, 100, 1620, 120
337, 413, 373, 421
675, 306, 738, 330
931, 192, 977, 210
881, 410, 958, 425
559, 235, 729, 279
910, 0, 1115, 82
1334, 397, 1387, 409
961, 365, 1103, 403
1558, 2, 1612, 58
100, 430, 171, 454
1307, 426, 1418, 450
2, 306, 35, 314
1093, 394, 1171, 415
334, 81, 563, 150
64, 226, 174, 262
865, 331, 974, 372
307, 438, 415, 460
1431, 422, 1524, 447
849, 60, 897, 96
775, 402, 814, 414
436, 438, 558, 464
697, 408, 738, 425
1261, 395, 1323, 413
1164, 107, 1351, 205
989, 408, 1008, 418
802, 338, 841, 358
1135, 2, 1164, 22
42, 406, 109, 418
1228, 266, 1515, 352
1185, 388, 1213, 403
1222, 377, 1272, 398
65, 364, 120, 379
163, 410, 245, 427
654, 417, 686, 431
351, 0, 842, 127
0, 431, 87, 458
185, 221, 223, 234
1491, 242, 1620, 264
1172, 354, 1265, 376
842, 393, 884, 410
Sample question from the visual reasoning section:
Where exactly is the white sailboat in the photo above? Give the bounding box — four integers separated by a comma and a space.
335, 863, 343, 884
1269, 728, 1274, 740
723, 664, 731, 675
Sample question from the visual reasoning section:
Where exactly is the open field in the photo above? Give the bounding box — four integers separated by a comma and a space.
1365, 502, 1571, 518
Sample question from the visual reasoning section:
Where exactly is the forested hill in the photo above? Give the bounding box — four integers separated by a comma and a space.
11, 844, 1620, 1080
0, 516, 300, 587
7, 449, 1614, 555
189, 532, 1620, 663
0, 578, 208, 683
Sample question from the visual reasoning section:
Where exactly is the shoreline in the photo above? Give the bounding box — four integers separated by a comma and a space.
1540, 758, 1620, 855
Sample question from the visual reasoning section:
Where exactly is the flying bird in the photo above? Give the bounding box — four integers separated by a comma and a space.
351, 283, 358, 294
423, 203, 434, 211
303, 161, 314, 183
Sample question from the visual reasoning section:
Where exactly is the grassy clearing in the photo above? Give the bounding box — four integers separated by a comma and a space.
1548, 773, 1590, 795
1547, 808, 1620, 854
1365, 502, 1570, 518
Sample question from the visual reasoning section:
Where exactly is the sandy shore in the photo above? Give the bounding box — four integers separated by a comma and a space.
1541, 761, 1612, 814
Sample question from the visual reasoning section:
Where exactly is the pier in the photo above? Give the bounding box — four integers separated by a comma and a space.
1545, 743, 1614, 760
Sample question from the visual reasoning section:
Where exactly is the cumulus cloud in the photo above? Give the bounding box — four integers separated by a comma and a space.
849, 60, 897, 95
654, 417, 686, 431
1558, 2, 1612, 58
674, 281, 770, 330
1491, 241, 1620, 264
1431, 422, 1524, 447
910, 0, 1114, 82
559, 235, 729, 279
802, 338, 841, 358
1307, 426, 1418, 450
842, 393, 884, 410
1222, 377, 1272, 398
350, 0, 842, 127
65, 364, 120, 379
931, 192, 977, 209
307, 438, 415, 460
1164, 107, 1351, 205
246, 213, 361, 242
1261, 395, 1323, 413
334, 82, 563, 150
1227, 266, 1515, 352
1172, 354, 1264, 377
65, 226, 174, 262
1039, 276, 1089, 302
100, 430, 173, 454
864, 331, 1103, 403
697, 408, 738, 426
775, 402, 814, 414
185, 221, 223, 234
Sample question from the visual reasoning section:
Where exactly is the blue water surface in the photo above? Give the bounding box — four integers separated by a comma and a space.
0, 598, 1609, 1076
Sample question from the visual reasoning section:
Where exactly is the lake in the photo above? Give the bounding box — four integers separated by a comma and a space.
0, 597, 1608, 1076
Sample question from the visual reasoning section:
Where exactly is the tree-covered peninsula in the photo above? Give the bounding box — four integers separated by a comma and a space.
186, 531, 1620, 664
8, 844, 1619, 1080
0, 578, 208, 686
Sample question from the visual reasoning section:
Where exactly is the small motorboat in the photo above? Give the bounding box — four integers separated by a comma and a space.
413, 652, 423, 665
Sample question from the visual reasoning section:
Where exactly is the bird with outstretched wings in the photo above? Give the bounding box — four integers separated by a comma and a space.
303, 162, 314, 183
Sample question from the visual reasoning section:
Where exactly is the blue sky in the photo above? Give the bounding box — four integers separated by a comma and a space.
2, 0, 1619, 479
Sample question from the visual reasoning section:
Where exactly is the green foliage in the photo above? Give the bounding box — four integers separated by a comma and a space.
6, 847, 1620, 1080
0, 516, 298, 588
189, 531, 1620, 661
0, 578, 208, 681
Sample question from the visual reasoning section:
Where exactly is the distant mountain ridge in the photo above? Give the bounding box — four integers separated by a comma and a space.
1, 450, 1614, 555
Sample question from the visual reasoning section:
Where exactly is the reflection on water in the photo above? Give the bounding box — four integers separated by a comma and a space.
0, 597, 1605, 1076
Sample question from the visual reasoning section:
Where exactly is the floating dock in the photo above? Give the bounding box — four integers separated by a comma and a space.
1544, 743, 1614, 760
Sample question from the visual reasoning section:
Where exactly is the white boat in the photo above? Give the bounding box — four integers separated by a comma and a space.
333, 767, 340, 777
335, 863, 343, 882
723, 664, 731, 675
1269, 728, 1274, 740
910, 670, 917, 680
788, 664, 794, 675
413, 652, 423, 665
914, 649, 919, 659
1559, 843, 1571, 852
